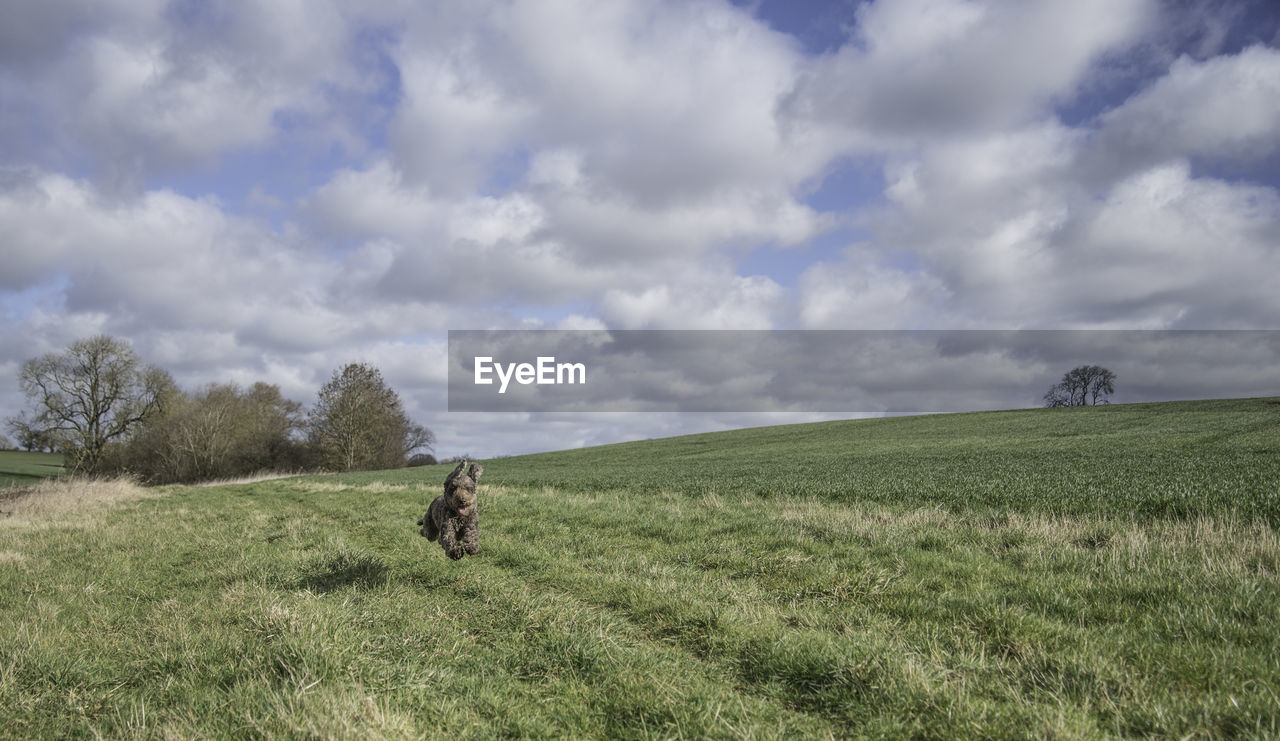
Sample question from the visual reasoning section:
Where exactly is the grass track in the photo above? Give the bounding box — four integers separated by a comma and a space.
1, 398, 1279, 738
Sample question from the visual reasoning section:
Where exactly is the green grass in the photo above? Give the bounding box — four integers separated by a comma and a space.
360, 396, 1280, 525
1, 398, 1278, 738
0, 450, 64, 488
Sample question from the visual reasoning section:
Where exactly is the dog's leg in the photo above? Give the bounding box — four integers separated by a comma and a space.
421, 512, 439, 541
439, 519, 464, 560
461, 519, 479, 555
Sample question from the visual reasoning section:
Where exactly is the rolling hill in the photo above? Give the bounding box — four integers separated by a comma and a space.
1, 398, 1277, 738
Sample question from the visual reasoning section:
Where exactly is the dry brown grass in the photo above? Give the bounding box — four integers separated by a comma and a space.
0, 476, 157, 526
771, 497, 1280, 579
281, 480, 417, 495
190, 471, 308, 487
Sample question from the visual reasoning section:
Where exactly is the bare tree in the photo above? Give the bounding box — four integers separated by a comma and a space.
5, 415, 55, 452
1044, 365, 1116, 407
404, 422, 436, 458
308, 363, 434, 472
8, 336, 173, 473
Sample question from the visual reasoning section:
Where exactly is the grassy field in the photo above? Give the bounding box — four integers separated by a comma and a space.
0, 450, 64, 488
1, 398, 1278, 738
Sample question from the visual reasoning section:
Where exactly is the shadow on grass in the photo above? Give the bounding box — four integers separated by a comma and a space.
402, 572, 473, 591
299, 551, 388, 592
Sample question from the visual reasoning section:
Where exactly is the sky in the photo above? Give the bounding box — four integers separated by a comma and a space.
1, 0, 1278, 458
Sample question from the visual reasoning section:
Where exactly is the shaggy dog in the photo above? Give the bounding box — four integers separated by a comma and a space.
418, 459, 482, 560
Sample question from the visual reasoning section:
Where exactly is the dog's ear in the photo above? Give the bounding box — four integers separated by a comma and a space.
446, 459, 467, 484
467, 462, 483, 482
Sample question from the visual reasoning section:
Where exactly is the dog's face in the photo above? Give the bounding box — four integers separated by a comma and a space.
444, 459, 483, 516
446, 478, 476, 516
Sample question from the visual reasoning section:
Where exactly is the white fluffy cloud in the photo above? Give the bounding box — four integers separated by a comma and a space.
1089, 44, 1280, 176
0, 169, 476, 392
298, 0, 840, 332
601, 273, 785, 329
1, 0, 374, 186
784, 0, 1154, 144
2, 0, 1278, 456
797, 250, 951, 329
390, 0, 830, 200
857, 123, 1081, 324
0, 171, 334, 333
1057, 162, 1280, 327
835, 128, 1280, 329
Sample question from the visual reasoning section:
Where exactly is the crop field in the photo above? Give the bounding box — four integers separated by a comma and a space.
0, 450, 64, 488
1, 398, 1278, 738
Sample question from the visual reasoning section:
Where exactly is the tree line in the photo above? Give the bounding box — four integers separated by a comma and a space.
1043, 364, 1116, 407
5, 335, 435, 483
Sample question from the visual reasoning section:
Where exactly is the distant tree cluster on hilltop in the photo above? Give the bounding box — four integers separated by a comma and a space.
5, 335, 434, 483
1044, 365, 1117, 407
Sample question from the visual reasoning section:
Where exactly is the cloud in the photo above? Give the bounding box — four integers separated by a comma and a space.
299, 0, 841, 324
378, 0, 837, 286
797, 249, 951, 329
849, 123, 1081, 325
1088, 44, 1280, 178
0, 171, 324, 330
307, 148, 826, 313
0, 0, 164, 68
388, 0, 828, 200
1055, 162, 1280, 328
854, 125, 1280, 329
783, 0, 1154, 143
0, 169, 493, 361
0, 0, 375, 187
600, 273, 785, 329
0, 167, 537, 454
3, 0, 1279, 459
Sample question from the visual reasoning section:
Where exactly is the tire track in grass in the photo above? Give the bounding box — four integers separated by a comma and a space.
471, 484, 1279, 736
428, 557, 838, 739
256, 481, 841, 737
125, 485, 815, 737
471, 488, 1017, 736
235, 476, 1280, 736
389, 543, 840, 738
